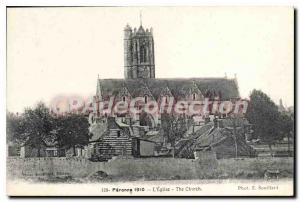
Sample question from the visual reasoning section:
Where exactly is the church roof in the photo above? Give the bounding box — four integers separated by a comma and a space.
97, 78, 240, 100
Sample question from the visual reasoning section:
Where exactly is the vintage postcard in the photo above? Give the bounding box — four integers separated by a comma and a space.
6, 6, 294, 196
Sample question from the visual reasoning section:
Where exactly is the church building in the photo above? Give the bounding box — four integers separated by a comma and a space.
91, 22, 240, 131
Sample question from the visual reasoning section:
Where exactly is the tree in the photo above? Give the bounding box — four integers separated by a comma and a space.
246, 90, 283, 150
54, 113, 90, 156
278, 113, 294, 137
160, 113, 187, 158
6, 112, 26, 144
7, 103, 90, 157
278, 112, 294, 155
22, 102, 54, 157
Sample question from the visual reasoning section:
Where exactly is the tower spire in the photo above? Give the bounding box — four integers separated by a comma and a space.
96, 75, 102, 97
139, 10, 142, 26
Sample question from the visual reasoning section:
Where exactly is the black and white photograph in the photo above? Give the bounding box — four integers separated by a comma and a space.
5, 6, 295, 196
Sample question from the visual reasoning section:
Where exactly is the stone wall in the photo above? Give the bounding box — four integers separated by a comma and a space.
7, 157, 212, 180
7, 157, 294, 181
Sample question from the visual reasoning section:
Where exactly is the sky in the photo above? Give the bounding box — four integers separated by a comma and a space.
7, 7, 294, 113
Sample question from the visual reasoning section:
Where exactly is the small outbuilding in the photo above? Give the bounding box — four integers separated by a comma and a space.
132, 138, 157, 157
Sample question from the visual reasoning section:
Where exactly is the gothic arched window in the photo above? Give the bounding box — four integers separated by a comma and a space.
130, 44, 134, 63
140, 44, 147, 63
135, 42, 138, 59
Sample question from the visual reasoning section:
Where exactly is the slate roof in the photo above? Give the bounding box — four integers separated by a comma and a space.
89, 118, 129, 142
137, 130, 164, 143
89, 123, 109, 142
97, 78, 239, 101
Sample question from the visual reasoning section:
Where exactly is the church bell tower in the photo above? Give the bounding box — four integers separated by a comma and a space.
124, 23, 155, 79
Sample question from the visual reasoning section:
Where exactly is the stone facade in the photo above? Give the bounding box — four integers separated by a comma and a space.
124, 24, 155, 79
92, 23, 241, 128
